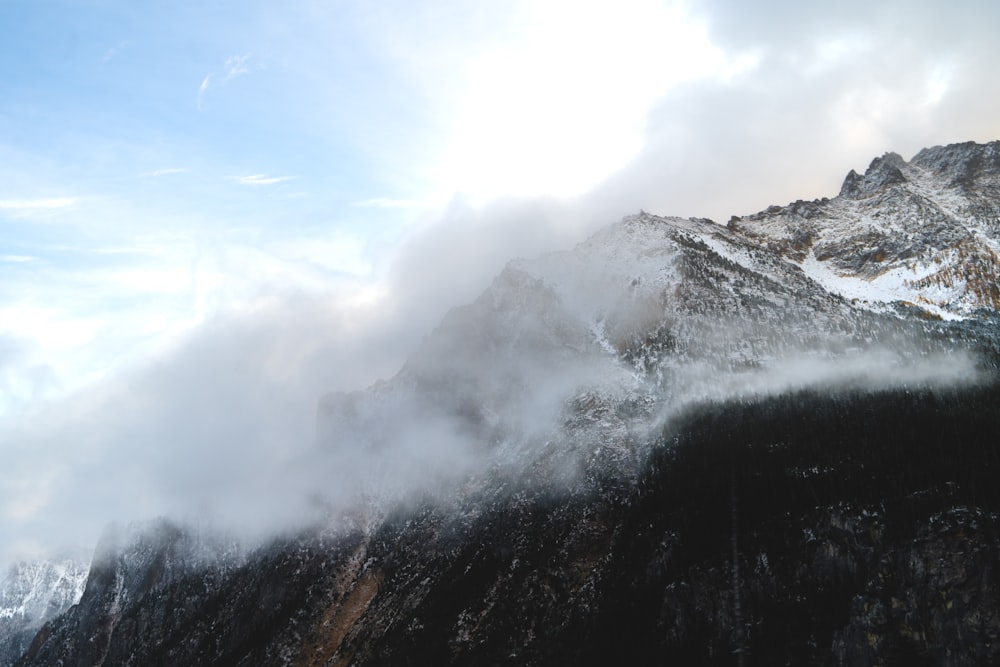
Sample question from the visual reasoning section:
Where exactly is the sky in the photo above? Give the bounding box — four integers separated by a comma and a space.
2, 0, 1000, 564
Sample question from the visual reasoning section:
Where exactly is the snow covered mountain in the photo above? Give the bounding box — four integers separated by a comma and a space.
0, 558, 87, 665
10, 140, 1000, 666
317, 143, 998, 499
729, 140, 1000, 318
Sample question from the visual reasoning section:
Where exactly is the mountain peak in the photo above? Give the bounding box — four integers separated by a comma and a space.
838, 141, 1000, 199
0, 557, 88, 665
839, 151, 908, 199
910, 140, 1000, 188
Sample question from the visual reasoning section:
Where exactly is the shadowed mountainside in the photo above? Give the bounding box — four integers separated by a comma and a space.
14, 380, 1000, 666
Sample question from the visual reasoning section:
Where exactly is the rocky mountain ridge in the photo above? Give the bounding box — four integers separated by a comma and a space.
6, 140, 1000, 665
729, 140, 1000, 318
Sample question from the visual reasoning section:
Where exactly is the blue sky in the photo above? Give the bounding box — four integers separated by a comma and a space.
0, 0, 745, 412
1, 1, 432, 409
2, 0, 1000, 562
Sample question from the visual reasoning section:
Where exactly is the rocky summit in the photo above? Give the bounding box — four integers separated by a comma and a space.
730, 141, 1000, 317
5, 141, 1000, 666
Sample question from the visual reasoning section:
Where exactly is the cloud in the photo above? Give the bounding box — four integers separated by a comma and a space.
0, 284, 396, 558
339, 0, 1000, 220
0, 332, 64, 417
223, 53, 252, 82
569, 0, 1000, 223
327, 0, 1000, 220
234, 174, 296, 186
197, 53, 254, 108
149, 168, 189, 177
196, 76, 212, 109
429, 1, 736, 202
0, 195, 594, 562
102, 40, 130, 62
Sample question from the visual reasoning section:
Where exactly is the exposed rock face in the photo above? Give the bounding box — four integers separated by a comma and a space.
912, 140, 1000, 193
832, 506, 1000, 666
840, 152, 910, 199
9, 141, 1000, 665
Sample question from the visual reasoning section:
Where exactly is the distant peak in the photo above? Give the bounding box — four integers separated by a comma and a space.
839, 152, 908, 199
910, 140, 1000, 187
838, 169, 863, 198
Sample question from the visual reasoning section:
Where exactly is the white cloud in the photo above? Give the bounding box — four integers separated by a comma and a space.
568, 0, 1000, 223
197, 53, 253, 108
101, 40, 130, 63
0, 189, 596, 561
0, 280, 400, 558
224, 53, 253, 82
431, 0, 736, 202
0, 306, 106, 351
234, 174, 295, 186
196, 75, 212, 108
149, 168, 189, 177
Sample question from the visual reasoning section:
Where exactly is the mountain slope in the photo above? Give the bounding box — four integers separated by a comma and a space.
17, 385, 1000, 666
0, 559, 87, 666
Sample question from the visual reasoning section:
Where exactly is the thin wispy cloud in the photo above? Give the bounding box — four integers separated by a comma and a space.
149, 168, 189, 177
102, 40, 130, 62
196, 76, 212, 109
0, 255, 36, 263
223, 53, 252, 82
234, 174, 295, 186
197, 75, 212, 105
197, 53, 254, 109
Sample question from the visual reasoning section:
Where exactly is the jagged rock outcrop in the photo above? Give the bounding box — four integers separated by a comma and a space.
840, 152, 909, 199
912, 141, 1000, 192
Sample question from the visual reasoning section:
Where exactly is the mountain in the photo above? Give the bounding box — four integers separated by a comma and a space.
0, 557, 88, 666
9, 141, 1000, 665
729, 141, 1000, 318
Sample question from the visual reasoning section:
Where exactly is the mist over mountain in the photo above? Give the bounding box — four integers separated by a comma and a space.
4, 141, 1000, 665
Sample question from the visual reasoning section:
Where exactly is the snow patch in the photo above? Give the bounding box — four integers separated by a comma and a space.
799, 251, 964, 321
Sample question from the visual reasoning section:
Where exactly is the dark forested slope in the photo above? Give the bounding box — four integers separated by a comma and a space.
19, 379, 1000, 666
